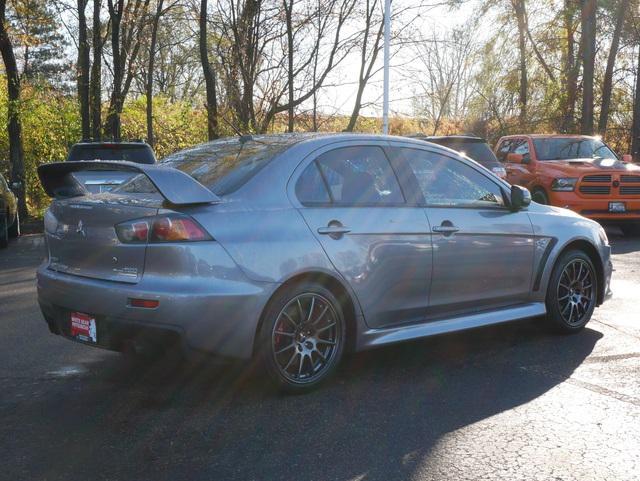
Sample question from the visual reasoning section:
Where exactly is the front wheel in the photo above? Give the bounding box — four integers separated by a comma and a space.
257, 282, 346, 394
545, 250, 597, 333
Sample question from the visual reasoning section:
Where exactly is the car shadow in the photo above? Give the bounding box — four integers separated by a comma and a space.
4, 319, 602, 481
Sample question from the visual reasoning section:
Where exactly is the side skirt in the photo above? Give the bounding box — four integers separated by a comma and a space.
356, 302, 546, 350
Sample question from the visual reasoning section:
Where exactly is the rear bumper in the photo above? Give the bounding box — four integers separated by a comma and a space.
548, 192, 640, 221
37, 264, 276, 360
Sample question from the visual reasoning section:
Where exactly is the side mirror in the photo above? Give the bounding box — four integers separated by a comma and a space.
506, 153, 530, 164
622, 154, 633, 163
510, 185, 531, 211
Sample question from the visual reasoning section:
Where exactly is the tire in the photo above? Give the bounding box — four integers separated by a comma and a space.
620, 223, 640, 237
256, 281, 346, 394
545, 250, 597, 333
532, 188, 549, 205
8, 210, 20, 238
0, 213, 8, 249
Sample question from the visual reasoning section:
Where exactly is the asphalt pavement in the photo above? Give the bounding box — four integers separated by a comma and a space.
1, 231, 639, 481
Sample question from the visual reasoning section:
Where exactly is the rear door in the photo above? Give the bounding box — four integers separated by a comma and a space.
294, 142, 433, 329
395, 146, 535, 314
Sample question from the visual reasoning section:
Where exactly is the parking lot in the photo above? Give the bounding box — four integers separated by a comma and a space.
1, 230, 639, 481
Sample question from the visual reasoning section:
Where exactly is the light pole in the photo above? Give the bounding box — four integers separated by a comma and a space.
382, 0, 391, 135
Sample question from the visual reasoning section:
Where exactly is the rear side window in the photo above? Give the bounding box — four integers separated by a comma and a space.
295, 163, 330, 204
313, 146, 404, 205
399, 148, 505, 208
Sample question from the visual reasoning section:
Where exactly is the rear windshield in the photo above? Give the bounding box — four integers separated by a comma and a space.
67, 144, 156, 164
429, 140, 499, 165
159, 137, 294, 195
533, 138, 618, 161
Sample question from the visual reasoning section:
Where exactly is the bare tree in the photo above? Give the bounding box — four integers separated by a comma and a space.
0, 0, 26, 217
147, 0, 177, 145
512, 0, 528, 124
598, 0, 628, 137
580, 0, 596, 135
105, 0, 151, 140
77, 0, 90, 139
199, 0, 218, 140
632, 44, 640, 161
90, 0, 106, 139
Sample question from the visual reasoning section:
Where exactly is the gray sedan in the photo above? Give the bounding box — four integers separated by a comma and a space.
37, 134, 613, 392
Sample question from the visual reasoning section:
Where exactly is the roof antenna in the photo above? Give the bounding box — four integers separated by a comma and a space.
220, 114, 250, 141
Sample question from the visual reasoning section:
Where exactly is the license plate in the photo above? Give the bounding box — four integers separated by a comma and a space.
70, 312, 98, 343
609, 202, 626, 213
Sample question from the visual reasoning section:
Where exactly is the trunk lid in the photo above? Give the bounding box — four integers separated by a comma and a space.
45, 194, 161, 283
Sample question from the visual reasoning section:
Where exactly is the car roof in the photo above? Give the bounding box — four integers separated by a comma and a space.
499, 134, 601, 140
408, 133, 487, 141
73, 141, 152, 147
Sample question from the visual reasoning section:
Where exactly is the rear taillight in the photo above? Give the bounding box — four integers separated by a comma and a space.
116, 214, 212, 244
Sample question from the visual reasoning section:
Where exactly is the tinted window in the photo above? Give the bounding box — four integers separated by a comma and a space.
315, 146, 404, 205
400, 149, 505, 207
532, 138, 617, 161
67, 144, 156, 164
296, 163, 330, 204
432, 140, 499, 165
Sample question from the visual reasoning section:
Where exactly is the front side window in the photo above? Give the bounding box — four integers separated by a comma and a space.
314, 146, 404, 205
532, 137, 617, 161
399, 148, 505, 208
496, 140, 513, 162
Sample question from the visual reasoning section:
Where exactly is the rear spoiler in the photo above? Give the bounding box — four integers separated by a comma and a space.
37, 161, 221, 206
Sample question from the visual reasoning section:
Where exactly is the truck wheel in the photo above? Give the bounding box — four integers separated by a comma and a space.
620, 223, 640, 237
532, 188, 549, 205
0, 213, 8, 249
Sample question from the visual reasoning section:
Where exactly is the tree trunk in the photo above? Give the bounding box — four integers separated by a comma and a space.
580, 0, 596, 135
0, 0, 26, 217
199, 0, 218, 140
77, 0, 91, 139
632, 45, 640, 161
512, 0, 528, 125
598, 0, 628, 137
146, 0, 164, 147
105, 0, 124, 141
284, 0, 294, 132
561, 0, 579, 132
90, 0, 103, 140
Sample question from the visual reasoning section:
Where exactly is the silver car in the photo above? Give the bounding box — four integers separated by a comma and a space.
37, 134, 613, 392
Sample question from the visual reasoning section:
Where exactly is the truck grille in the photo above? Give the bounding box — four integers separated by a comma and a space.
582, 175, 612, 183
621, 175, 640, 183
620, 186, 640, 195
579, 185, 611, 195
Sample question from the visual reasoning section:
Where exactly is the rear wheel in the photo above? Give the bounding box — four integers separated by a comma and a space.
8, 210, 20, 238
0, 212, 8, 249
620, 223, 640, 237
257, 282, 346, 394
545, 250, 597, 333
532, 188, 549, 205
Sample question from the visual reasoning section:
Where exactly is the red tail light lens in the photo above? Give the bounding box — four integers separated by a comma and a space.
116, 214, 212, 244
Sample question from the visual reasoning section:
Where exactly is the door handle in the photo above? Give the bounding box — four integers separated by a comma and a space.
432, 223, 460, 235
318, 226, 351, 236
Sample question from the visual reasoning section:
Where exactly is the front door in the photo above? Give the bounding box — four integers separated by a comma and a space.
395, 146, 535, 315
294, 143, 433, 328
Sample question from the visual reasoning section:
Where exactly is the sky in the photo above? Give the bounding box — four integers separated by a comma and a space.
325, 0, 481, 118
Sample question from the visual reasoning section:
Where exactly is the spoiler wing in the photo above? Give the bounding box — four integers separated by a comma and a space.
37, 161, 221, 206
